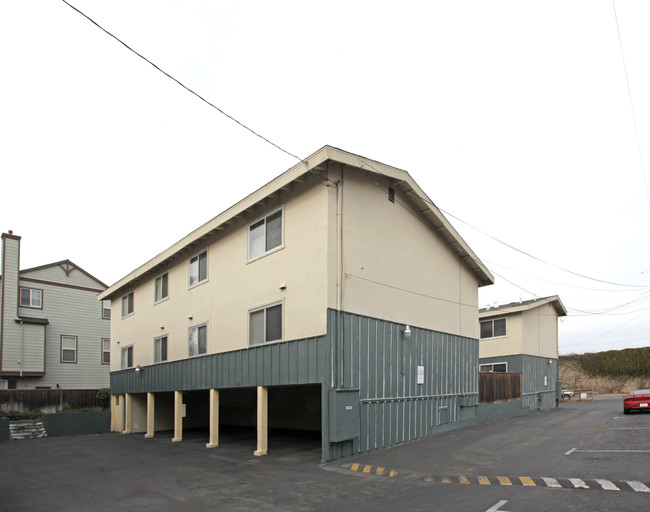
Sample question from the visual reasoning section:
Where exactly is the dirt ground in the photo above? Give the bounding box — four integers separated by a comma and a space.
559, 360, 650, 394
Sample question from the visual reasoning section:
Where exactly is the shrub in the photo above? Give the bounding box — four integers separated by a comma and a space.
96, 388, 110, 409
0, 410, 42, 421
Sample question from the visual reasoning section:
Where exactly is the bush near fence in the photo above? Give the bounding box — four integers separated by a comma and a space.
479, 372, 522, 403
0, 389, 106, 414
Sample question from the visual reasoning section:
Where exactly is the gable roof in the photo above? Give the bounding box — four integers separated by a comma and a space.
20, 259, 108, 290
99, 145, 494, 301
479, 295, 567, 318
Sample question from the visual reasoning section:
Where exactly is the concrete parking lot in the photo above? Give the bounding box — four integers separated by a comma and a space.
0, 397, 648, 512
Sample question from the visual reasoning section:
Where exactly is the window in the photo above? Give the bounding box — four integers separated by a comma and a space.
121, 346, 133, 369
479, 362, 508, 373
249, 302, 282, 345
388, 187, 395, 203
154, 335, 168, 363
249, 208, 283, 260
101, 339, 110, 364
154, 272, 169, 302
188, 324, 207, 357
480, 318, 507, 339
61, 335, 77, 363
102, 300, 111, 319
20, 288, 42, 308
121, 292, 134, 318
189, 251, 207, 287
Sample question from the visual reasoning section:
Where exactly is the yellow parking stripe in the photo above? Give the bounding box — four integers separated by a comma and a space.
389, 470, 398, 478
519, 477, 536, 486
497, 476, 512, 486
376, 467, 385, 476
459, 475, 470, 484
363, 465, 372, 474
478, 476, 491, 485
350, 463, 359, 472
442, 477, 452, 484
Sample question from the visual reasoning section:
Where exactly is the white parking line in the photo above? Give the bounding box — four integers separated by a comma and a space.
564, 447, 576, 455
542, 477, 562, 488
627, 481, 650, 493
569, 478, 589, 489
595, 479, 620, 491
571, 450, 650, 453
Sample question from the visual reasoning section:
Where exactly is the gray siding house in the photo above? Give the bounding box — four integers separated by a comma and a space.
0, 231, 110, 389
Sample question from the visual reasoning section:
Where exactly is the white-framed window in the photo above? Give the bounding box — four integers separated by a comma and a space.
121, 345, 133, 369
102, 300, 111, 319
189, 250, 207, 287
61, 335, 77, 363
480, 318, 507, 339
20, 287, 42, 308
188, 324, 207, 357
249, 302, 282, 346
121, 292, 134, 318
248, 208, 283, 260
154, 335, 168, 363
154, 272, 169, 303
479, 362, 508, 373
101, 338, 110, 365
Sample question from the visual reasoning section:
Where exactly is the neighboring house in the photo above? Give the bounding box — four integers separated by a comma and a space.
478, 296, 567, 411
99, 145, 494, 462
0, 232, 110, 390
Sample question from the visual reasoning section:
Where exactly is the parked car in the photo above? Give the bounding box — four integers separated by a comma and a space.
623, 389, 650, 414
562, 389, 574, 399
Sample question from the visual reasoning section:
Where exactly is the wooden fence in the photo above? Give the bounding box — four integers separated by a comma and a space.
479, 372, 522, 403
0, 389, 105, 413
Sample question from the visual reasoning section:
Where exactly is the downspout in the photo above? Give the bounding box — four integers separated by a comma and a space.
336, 166, 344, 388
17, 318, 24, 379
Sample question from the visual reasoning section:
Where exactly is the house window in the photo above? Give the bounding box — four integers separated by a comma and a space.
101, 339, 110, 364
480, 318, 507, 339
154, 272, 169, 302
121, 292, 134, 318
154, 335, 168, 363
248, 208, 283, 260
388, 187, 395, 203
189, 251, 207, 287
249, 302, 282, 345
102, 300, 111, 319
188, 324, 207, 357
479, 362, 508, 373
20, 288, 42, 308
121, 346, 133, 369
61, 335, 77, 363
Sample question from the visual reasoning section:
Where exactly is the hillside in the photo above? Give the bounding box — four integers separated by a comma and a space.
559, 346, 650, 394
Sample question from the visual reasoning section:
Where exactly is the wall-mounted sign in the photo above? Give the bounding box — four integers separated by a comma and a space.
417, 365, 424, 385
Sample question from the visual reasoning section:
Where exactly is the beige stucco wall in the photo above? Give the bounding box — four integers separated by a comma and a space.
339, 169, 480, 338
109, 181, 331, 371
479, 304, 559, 359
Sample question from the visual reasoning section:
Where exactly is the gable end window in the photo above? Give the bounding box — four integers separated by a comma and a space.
121, 346, 133, 369
154, 272, 169, 302
61, 335, 78, 363
189, 251, 207, 287
101, 338, 110, 365
249, 208, 283, 260
154, 335, 168, 363
188, 324, 207, 357
102, 300, 111, 319
480, 318, 507, 339
121, 292, 134, 318
20, 288, 42, 308
249, 302, 282, 346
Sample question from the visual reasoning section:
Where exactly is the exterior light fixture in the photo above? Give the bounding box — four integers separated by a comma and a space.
135, 365, 142, 374
403, 325, 411, 341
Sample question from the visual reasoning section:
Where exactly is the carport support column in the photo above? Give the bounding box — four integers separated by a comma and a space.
172, 390, 183, 443
254, 386, 268, 456
123, 393, 133, 434
206, 388, 219, 448
145, 392, 155, 438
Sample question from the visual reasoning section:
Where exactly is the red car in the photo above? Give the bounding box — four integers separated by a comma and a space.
623, 390, 650, 414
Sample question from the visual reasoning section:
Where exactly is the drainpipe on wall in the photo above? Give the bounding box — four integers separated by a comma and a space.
16, 318, 24, 379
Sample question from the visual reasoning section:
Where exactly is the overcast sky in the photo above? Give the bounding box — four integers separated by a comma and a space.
1, 1, 649, 355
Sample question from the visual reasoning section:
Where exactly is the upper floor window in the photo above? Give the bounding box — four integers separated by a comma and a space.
101, 338, 110, 365
189, 251, 207, 287
249, 302, 282, 346
249, 208, 283, 260
188, 324, 207, 357
102, 300, 111, 319
121, 345, 133, 369
154, 335, 168, 363
20, 287, 42, 308
154, 272, 169, 302
61, 335, 77, 363
121, 292, 134, 318
480, 318, 507, 339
